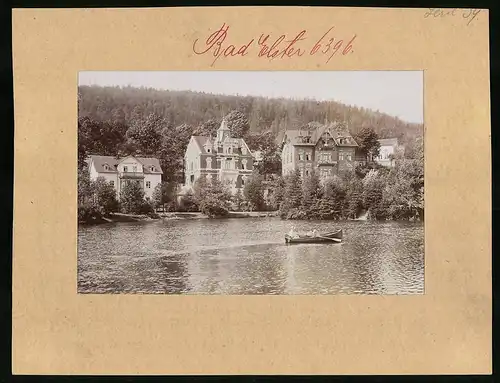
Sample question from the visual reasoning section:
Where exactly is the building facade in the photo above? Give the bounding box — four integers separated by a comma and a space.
280, 122, 362, 178
87, 155, 163, 199
374, 138, 403, 168
183, 119, 254, 194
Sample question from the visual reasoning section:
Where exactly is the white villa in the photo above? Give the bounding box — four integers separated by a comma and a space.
182, 118, 254, 195
374, 138, 404, 168
87, 155, 163, 199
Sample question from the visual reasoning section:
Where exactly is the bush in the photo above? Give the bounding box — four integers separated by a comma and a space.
78, 202, 102, 222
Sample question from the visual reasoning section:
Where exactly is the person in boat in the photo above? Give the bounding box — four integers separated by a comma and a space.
305, 229, 318, 237
288, 226, 299, 239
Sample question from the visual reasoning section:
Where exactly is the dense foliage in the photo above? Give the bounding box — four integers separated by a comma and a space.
78, 85, 424, 221
277, 137, 424, 221
193, 177, 232, 218
79, 85, 422, 142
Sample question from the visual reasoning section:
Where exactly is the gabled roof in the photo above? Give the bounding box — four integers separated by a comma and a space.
281, 122, 359, 148
190, 134, 250, 154
88, 155, 163, 174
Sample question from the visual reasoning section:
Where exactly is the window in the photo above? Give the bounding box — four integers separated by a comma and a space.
339, 153, 344, 161
305, 153, 310, 161
123, 166, 128, 172
242, 147, 247, 155
299, 152, 304, 161
207, 148, 211, 153
150, 166, 155, 172
241, 178, 245, 186
241, 159, 247, 170
346, 154, 352, 161
109, 180, 114, 187
104, 164, 109, 171
206, 157, 212, 169
146, 181, 151, 188
305, 170, 310, 176
133, 166, 137, 172
190, 175, 194, 184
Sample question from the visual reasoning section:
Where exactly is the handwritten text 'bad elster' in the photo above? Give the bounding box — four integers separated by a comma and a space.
192, 24, 357, 67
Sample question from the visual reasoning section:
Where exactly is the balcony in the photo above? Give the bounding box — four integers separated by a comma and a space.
119, 171, 145, 179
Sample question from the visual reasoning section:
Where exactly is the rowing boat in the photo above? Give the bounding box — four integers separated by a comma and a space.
285, 229, 343, 244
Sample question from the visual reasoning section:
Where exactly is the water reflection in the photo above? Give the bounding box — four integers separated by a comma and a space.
78, 218, 424, 295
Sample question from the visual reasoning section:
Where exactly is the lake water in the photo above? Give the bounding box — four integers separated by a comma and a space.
78, 218, 424, 295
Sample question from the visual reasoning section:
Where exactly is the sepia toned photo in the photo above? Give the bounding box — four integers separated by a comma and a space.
77, 71, 424, 295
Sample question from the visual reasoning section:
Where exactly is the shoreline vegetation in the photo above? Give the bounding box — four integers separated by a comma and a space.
78, 85, 424, 226
78, 211, 280, 225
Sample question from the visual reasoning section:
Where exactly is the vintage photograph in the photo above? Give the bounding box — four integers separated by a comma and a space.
77, 71, 424, 295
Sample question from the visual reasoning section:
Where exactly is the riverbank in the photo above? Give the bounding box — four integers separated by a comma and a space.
79, 211, 279, 225
160, 211, 279, 220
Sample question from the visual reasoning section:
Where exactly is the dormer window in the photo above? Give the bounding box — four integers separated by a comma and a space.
207, 148, 211, 153
150, 166, 155, 172
103, 164, 109, 171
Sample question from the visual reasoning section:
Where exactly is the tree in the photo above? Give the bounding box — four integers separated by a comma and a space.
152, 181, 176, 210
243, 172, 265, 211
125, 113, 164, 155
195, 177, 232, 218
193, 118, 220, 137
179, 191, 198, 212
269, 176, 285, 211
279, 168, 303, 219
120, 180, 146, 214
93, 176, 120, 215
301, 170, 322, 218
355, 126, 381, 161
78, 167, 94, 205
362, 169, 385, 219
345, 175, 364, 219
233, 188, 243, 211
224, 110, 250, 138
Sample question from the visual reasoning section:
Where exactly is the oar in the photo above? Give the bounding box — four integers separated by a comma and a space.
316, 236, 342, 243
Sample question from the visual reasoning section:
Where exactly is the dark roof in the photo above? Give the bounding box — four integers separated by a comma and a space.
88, 155, 163, 174
282, 122, 358, 148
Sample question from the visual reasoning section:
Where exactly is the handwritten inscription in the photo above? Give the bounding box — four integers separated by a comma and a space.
424, 8, 481, 26
192, 24, 357, 67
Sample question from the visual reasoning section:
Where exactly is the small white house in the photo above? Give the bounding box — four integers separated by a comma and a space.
374, 138, 401, 168
87, 155, 163, 199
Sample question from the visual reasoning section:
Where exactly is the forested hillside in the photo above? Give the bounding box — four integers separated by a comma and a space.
78, 85, 423, 144
78, 85, 424, 221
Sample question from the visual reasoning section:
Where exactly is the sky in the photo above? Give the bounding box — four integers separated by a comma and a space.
78, 71, 423, 124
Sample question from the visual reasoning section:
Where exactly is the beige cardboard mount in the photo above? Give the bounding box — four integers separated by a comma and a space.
12, 7, 491, 375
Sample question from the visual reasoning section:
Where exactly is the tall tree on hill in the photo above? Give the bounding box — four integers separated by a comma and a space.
78, 117, 127, 168
225, 110, 250, 138
355, 126, 381, 161
193, 118, 220, 137
126, 113, 164, 156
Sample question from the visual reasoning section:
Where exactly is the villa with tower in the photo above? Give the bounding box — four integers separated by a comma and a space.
182, 118, 254, 194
